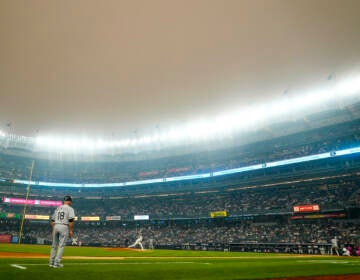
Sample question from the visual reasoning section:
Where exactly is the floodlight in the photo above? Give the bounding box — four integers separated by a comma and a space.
29, 73, 360, 153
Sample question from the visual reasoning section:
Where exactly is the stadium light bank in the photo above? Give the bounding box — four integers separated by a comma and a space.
29, 73, 360, 153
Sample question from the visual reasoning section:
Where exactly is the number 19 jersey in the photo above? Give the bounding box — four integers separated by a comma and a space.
52, 204, 75, 225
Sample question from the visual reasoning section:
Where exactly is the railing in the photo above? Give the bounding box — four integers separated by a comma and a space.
156, 242, 333, 255
13, 236, 339, 255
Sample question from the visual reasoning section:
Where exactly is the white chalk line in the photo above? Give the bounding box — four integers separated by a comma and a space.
297, 260, 360, 264
10, 261, 211, 269
10, 264, 27, 270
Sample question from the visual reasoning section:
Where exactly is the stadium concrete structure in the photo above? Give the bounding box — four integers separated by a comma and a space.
1, 98, 360, 255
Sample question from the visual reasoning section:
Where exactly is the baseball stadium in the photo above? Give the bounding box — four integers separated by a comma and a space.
1, 1, 360, 279
1, 80, 360, 278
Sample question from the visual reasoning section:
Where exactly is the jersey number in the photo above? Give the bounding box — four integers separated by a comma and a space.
58, 211, 65, 221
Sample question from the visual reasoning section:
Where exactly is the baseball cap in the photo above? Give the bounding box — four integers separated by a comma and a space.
64, 195, 72, 202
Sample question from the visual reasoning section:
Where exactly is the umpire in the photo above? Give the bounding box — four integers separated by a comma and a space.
49, 195, 75, 268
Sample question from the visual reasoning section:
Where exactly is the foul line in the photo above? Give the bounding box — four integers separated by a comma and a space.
11, 264, 27, 270
11, 261, 211, 268
297, 260, 360, 264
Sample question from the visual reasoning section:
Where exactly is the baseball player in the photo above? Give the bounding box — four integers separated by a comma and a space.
49, 195, 75, 268
330, 236, 339, 256
71, 236, 78, 246
148, 237, 154, 250
128, 232, 144, 250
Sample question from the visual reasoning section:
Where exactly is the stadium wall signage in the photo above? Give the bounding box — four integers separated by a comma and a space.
0, 234, 11, 243
293, 205, 320, 213
210, 211, 228, 218
106, 216, 121, 221
2, 197, 62, 207
134, 215, 149, 220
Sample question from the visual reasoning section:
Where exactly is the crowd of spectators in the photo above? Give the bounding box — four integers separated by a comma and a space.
0, 119, 359, 184
75, 179, 359, 219
1, 219, 359, 255
1, 176, 359, 219
1, 175, 359, 255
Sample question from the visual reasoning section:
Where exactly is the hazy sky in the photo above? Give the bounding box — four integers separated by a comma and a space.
1, 0, 360, 138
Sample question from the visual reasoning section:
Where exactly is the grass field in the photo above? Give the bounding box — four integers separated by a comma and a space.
1, 244, 360, 280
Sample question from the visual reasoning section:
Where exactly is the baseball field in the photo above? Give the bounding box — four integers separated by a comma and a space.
1, 244, 360, 280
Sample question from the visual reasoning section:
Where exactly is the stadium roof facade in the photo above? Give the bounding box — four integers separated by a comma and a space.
1, 75, 360, 162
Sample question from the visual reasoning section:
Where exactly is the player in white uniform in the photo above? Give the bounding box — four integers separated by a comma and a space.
49, 195, 75, 268
342, 247, 351, 256
128, 232, 144, 250
71, 236, 78, 246
330, 236, 339, 256
148, 238, 154, 250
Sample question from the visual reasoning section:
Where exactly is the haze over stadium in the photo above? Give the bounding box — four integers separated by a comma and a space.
1, 0, 360, 142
